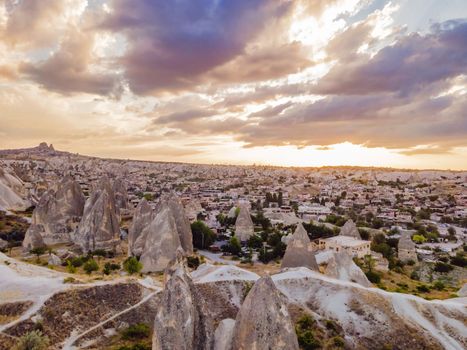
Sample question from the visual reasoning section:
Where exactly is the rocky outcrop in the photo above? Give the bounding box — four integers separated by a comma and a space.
234, 206, 254, 241
153, 264, 214, 350
273, 268, 467, 350
167, 195, 193, 254
281, 223, 318, 271
22, 176, 85, 250
48, 253, 62, 266
324, 251, 371, 287
231, 276, 299, 350
458, 284, 467, 297
398, 232, 418, 262
213, 318, 235, 350
140, 206, 183, 273
339, 219, 361, 239
128, 199, 154, 256
112, 178, 130, 212
0, 167, 29, 211
0, 238, 8, 250
133, 195, 193, 271
72, 177, 120, 252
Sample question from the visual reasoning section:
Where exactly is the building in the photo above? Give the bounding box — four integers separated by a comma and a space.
318, 236, 371, 258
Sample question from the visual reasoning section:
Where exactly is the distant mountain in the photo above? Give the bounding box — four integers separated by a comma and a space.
0, 142, 70, 159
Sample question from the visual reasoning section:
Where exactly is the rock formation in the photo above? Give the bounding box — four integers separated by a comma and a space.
0, 167, 29, 211
22, 176, 85, 250
140, 206, 183, 273
153, 263, 213, 350
234, 205, 254, 241
281, 223, 319, 271
398, 232, 418, 262
112, 178, 130, 212
128, 199, 154, 256
231, 276, 299, 350
339, 219, 362, 239
325, 251, 371, 287
167, 195, 193, 254
72, 177, 120, 252
213, 319, 235, 350
132, 194, 193, 271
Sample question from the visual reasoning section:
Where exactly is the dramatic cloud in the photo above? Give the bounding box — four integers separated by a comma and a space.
1, 0, 466, 169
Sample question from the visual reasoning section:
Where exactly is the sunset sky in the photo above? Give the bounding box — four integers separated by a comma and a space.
0, 0, 466, 169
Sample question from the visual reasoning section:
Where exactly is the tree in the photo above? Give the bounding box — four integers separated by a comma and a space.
227, 236, 242, 256
123, 257, 143, 275
363, 254, 375, 273
83, 259, 99, 275
191, 221, 216, 249
30, 247, 47, 262
13, 330, 50, 350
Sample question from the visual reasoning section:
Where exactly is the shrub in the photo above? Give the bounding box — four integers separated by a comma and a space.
103, 262, 120, 275
121, 323, 150, 340
406, 259, 416, 266
416, 285, 430, 293
83, 259, 99, 275
365, 271, 381, 283
433, 281, 445, 291
123, 257, 143, 275
118, 344, 151, 350
434, 262, 454, 273
410, 271, 420, 280
450, 254, 466, 268
66, 261, 77, 274
332, 336, 345, 347
297, 330, 321, 350
186, 256, 200, 269
13, 330, 50, 350
63, 277, 76, 284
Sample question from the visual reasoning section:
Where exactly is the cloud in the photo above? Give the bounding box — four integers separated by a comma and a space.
0, 0, 86, 49
101, 0, 294, 94
20, 28, 122, 96
317, 19, 467, 95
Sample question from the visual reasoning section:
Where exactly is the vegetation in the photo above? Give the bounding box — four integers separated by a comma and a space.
295, 315, 321, 350
83, 259, 99, 275
191, 220, 216, 249
13, 330, 50, 350
103, 262, 120, 275
121, 323, 150, 340
123, 257, 143, 275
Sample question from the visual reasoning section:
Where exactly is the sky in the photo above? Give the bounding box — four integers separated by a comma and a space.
0, 0, 466, 169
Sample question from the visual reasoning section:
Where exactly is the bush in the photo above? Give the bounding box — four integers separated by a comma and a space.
450, 254, 466, 268
121, 323, 150, 340
13, 330, 50, 350
186, 256, 200, 269
123, 257, 143, 275
118, 344, 151, 350
434, 262, 454, 273
332, 336, 345, 347
66, 261, 77, 274
365, 271, 381, 283
433, 281, 445, 291
410, 271, 420, 280
406, 259, 416, 266
226, 236, 242, 256
103, 262, 120, 275
416, 285, 430, 293
83, 259, 99, 275
295, 315, 320, 350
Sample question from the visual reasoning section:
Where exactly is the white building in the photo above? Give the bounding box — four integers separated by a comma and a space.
318, 236, 371, 258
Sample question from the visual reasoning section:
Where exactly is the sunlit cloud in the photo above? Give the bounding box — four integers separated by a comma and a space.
0, 0, 466, 170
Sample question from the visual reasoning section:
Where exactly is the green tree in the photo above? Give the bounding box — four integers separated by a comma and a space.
83, 259, 99, 275
191, 221, 216, 249
123, 257, 143, 275
228, 236, 242, 256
